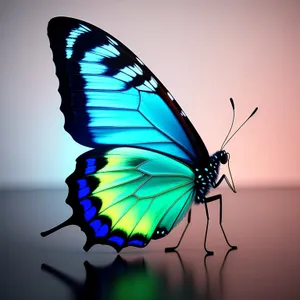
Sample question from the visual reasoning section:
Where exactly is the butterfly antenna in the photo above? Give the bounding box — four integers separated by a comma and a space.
221, 98, 235, 150
222, 107, 258, 149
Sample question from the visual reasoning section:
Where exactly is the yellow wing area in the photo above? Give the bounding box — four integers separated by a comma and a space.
76, 147, 195, 250
77, 147, 195, 249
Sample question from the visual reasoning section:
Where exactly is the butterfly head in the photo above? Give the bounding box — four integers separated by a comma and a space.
211, 150, 229, 166
219, 150, 229, 164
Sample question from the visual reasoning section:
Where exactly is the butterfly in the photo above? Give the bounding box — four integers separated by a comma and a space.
41, 16, 258, 254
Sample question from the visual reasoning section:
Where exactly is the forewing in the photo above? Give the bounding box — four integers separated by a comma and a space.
48, 16, 209, 166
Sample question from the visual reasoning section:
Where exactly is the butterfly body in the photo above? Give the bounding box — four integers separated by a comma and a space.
194, 150, 227, 204
41, 16, 257, 253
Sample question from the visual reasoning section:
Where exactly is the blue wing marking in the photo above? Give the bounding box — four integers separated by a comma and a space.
82, 51, 103, 63
107, 36, 118, 45
77, 179, 87, 189
108, 236, 124, 246
80, 62, 107, 75
90, 220, 101, 231
83, 75, 126, 90
96, 224, 109, 237
91, 128, 169, 144
85, 166, 96, 175
90, 220, 110, 237
101, 44, 120, 56
87, 109, 152, 128
114, 71, 133, 82
121, 66, 137, 77
128, 240, 144, 247
84, 206, 96, 221
78, 187, 90, 199
80, 199, 92, 211
92, 46, 119, 58
136, 84, 153, 92
66, 24, 91, 58
129, 64, 143, 75
85, 89, 139, 108
149, 77, 158, 88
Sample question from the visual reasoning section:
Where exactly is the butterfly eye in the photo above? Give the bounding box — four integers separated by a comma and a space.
220, 152, 229, 164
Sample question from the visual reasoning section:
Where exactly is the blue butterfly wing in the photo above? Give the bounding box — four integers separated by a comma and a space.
48, 16, 209, 166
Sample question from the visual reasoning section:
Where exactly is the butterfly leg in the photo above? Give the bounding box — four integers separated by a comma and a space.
204, 203, 214, 256
165, 209, 192, 252
205, 194, 237, 250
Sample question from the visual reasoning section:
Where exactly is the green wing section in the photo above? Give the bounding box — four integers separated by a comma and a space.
73, 147, 195, 251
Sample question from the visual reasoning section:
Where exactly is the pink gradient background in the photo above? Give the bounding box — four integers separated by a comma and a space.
0, 0, 299, 188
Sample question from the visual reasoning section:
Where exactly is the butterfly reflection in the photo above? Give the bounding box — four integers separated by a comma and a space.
41, 249, 236, 300
42, 256, 162, 300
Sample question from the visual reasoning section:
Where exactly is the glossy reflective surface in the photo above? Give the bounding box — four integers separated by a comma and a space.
2, 187, 300, 299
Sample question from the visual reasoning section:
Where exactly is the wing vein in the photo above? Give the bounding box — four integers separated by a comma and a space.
98, 175, 152, 214
170, 189, 195, 229
127, 197, 155, 240
159, 186, 195, 230
92, 173, 145, 195
138, 108, 194, 160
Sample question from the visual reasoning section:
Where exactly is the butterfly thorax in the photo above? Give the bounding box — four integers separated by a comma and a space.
194, 150, 227, 204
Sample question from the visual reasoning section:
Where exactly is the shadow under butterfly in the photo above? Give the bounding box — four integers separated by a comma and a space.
41, 16, 258, 254
41, 249, 236, 300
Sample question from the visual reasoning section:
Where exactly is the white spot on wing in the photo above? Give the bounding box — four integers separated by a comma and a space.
167, 91, 174, 101
136, 57, 144, 65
